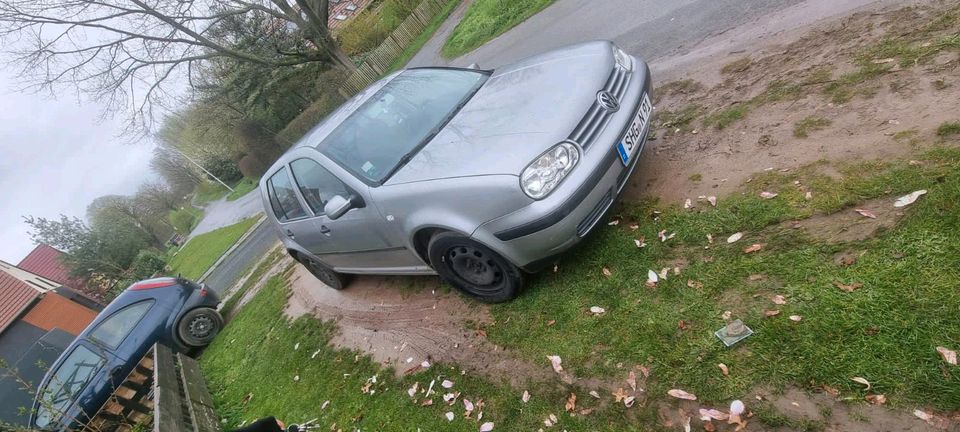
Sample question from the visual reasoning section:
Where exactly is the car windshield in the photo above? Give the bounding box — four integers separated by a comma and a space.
319, 68, 487, 184
34, 345, 105, 428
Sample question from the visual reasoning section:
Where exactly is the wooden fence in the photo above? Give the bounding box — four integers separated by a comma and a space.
339, 0, 452, 97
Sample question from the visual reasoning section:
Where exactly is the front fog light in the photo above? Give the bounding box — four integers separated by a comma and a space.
521, 143, 580, 199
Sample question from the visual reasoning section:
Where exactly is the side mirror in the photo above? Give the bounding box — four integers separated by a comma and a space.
467, 63, 480, 70
324, 195, 353, 220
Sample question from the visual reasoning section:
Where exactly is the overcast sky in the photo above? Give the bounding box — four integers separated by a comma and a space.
0, 68, 157, 263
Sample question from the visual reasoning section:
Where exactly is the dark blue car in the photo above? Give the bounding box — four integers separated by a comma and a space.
29, 277, 222, 431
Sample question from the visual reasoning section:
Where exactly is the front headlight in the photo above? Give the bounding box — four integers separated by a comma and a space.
520, 142, 580, 199
613, 46, 633, 71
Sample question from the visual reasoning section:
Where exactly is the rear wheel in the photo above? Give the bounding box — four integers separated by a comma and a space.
177, 308, 223, 348
299, 255, 350, 290
428, 232, 522, 303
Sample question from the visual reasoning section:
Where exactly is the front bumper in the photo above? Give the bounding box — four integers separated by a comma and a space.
472, 59, 652, 271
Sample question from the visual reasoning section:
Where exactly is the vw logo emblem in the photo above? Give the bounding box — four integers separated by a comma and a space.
597, 91, 620, 112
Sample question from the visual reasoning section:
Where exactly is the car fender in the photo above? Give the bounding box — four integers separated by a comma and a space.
376, 175, 531, 263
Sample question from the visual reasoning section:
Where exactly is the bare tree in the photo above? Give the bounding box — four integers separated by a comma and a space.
0, 0, 351, 128
135, 182, 181, 213
150, 146, 205, 195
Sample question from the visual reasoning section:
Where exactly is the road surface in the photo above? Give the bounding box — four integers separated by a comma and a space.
189, 191, 263, 239
201, 221, 279, 295
408, 0, 876, 68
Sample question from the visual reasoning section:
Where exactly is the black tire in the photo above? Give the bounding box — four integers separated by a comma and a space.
427, 232, 522, 303
299, 255, 350, 290
177, 308, 223, 348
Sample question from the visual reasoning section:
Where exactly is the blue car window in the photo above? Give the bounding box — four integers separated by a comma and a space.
34, 345, 105, 428
89, 300, 154, 349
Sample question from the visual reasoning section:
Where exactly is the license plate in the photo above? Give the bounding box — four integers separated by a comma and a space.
617, 94, 653, 166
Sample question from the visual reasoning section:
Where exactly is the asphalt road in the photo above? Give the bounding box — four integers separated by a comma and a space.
200, 222, 279, 295
190, 191, 263, 239
409, 0, 808, 68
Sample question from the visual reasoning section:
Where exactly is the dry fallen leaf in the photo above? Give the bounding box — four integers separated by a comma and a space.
464, 399, 474, 412
699, 408, 729, 421
772, 295, 787, 305
612, 388, 629, 403
805, 191, 813, 200
441, 380, 454, 389
623, 396, 636, 408
865, 394, 886, 405
678, 320, 690, 330
748, 274, 766, 281
521, 390, 530, 403
684, 198, 693, 209
608, 219, 620, 226
547, 355, 563, 373
602, 267, 612, 277
937, 346, 958, 365
760, 191, 779, 199
589, 390, 600, 399
764, 310, 781, 317
821, 385, 839, 397
445, 412, 454, 421
914, 409, 933, 422
894, 189, 927, 207
727, 232, 744, 243
627, 370, 637, 391
717, 363, 729, 376
634, 237, 646, 248
708, 196, 718, 206
546, 319, 556, 326
589, 306, 606, 315
638, 364, 651, 378
479, 422, 494, 432
565, 393, 577, 412
833, 280, 864, 293
855, 209, 877, 219
421, 399, 434, 406
743, 243, 765, 254
667, 389, 697, 400
629, 224, 640, 230
789, 315, 803, 322
851, 377, 872, 390
687, 279, 704, 289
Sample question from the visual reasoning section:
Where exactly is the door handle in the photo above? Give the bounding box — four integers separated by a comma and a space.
285, 229, 296, 239
319, 225, 331, 234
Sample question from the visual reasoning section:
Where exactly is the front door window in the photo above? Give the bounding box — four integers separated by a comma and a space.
267, 169, 308, 221
289, 158, 350, 215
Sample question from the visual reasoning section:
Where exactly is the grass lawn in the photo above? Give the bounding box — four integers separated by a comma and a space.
226, 178, 259, 202
201, 147, 960, 429
387, 0, 463, 73
167, 217, 259, 280
487, 147, 960, 412
441, 0, 557, 59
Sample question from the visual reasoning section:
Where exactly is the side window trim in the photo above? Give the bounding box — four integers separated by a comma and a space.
88, 299, 155, 350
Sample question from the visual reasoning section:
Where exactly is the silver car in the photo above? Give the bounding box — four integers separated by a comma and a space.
260, 41, 652, 302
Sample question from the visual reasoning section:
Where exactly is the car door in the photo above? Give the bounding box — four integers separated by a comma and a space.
286, 156, 422, 271
266, 166, 329, 254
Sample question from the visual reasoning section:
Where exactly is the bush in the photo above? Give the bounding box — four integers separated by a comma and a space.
277, 93, 344, 145
238, 155, 269, 178
202, 156, 243, 183
336, 0, 421, 55
129, 250, 167, 280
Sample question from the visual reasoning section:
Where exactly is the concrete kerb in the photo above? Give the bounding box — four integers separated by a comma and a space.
197, 215, 267, 284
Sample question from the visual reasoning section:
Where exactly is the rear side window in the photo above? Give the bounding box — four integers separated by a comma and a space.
89, 300, 154, 349
267, 169, 307, 221
34, 345, 105, 428
289, 158, 350, 214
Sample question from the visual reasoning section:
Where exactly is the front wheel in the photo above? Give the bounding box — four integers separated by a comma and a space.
428, 232, 522, 303
299, 255, 350, 290
177, 308, 223, 348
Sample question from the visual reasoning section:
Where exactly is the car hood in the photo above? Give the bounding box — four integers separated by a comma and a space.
385, 42, 615, 185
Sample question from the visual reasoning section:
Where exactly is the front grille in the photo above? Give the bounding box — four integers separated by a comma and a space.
567, 67, 631, 150
577, 189, 613, 237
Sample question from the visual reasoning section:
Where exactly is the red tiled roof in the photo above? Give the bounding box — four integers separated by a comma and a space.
18, 244, 88, 292
0, 271, 41, 334
21, 292, 98, 336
